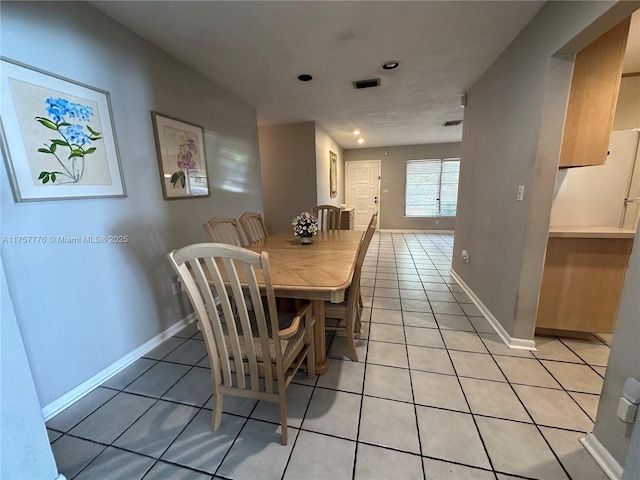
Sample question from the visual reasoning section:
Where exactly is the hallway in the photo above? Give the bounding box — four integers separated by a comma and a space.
47, 232, 610, 479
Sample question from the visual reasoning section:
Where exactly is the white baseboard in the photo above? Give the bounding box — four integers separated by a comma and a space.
42, 313, 197, 420
582, 433, 623, 480
449, 269, 536, 351
378, 229, 455, 234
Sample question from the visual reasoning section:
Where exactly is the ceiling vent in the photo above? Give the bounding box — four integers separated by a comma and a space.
442, 120, 463, 127
353, 78, 381, 89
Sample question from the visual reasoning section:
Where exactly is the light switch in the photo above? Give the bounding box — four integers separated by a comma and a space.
517, 185, 525, 202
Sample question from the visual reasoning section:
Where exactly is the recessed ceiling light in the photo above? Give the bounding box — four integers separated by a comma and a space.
357, 138, 365, 144
353, 129, 360, 136
382, 61, 400, 70
297, 74, 313, 82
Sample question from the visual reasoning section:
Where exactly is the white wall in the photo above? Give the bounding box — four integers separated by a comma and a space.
593, 217, 640, 468
1, 259, 60, 480
258, 122, 317, 233
1, 1, 263, 410
550, 130, 639, 227
614, 76, 640, 131
315, 125, 343, 207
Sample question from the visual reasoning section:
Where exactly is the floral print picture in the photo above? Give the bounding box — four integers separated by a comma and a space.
0, 59, 125, 201
35, 97, 104, 185
151, 112, 209, 199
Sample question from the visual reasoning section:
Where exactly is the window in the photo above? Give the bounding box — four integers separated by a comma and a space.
405, 158, 460, 217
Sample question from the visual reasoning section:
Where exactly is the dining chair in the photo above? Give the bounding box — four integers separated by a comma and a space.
239, 211, 269, 244
357, 213, 379, 320
325, 213, 377, 361
203, 216, 244, 246
167, 243, 315, 445
312, 205, 341, 231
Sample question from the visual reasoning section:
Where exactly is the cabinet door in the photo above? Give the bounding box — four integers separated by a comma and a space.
339, 209, 355, 230
559, 18, 630, 168
536, 237, 633, 333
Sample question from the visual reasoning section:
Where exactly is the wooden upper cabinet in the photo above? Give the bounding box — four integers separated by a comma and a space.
559, 18, 631, 168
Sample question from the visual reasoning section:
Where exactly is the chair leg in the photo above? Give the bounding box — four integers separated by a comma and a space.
307, 343, 316, 379
279, 390, 288, 445
355, 294, 363, 333
347, 316, 359, 362
211, 393, 223, 431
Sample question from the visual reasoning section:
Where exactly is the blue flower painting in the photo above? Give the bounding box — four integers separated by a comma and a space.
35, 97, 102, 184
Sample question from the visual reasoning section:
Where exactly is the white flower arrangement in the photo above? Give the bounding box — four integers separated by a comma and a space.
292, 212, 318, 238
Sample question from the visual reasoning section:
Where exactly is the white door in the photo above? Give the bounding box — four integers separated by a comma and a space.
622, 131, 640, 230
346, 161, 380, 230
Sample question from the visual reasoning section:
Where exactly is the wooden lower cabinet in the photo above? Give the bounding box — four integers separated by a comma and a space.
340, 208, 354, 230
536, 235, 633, 333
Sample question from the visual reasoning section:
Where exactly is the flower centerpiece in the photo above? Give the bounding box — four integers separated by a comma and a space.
292, 212, 318, 244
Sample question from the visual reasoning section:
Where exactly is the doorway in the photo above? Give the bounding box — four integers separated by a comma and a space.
345, 160, 380, 230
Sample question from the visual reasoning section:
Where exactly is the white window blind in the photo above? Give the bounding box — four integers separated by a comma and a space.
405, 158, 460, 217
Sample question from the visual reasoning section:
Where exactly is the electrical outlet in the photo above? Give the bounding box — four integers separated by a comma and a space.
617, 397, 638, 423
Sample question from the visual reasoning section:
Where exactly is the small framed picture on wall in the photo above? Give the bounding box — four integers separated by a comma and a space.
151, 111, 210, 200
330, 150, 337, 198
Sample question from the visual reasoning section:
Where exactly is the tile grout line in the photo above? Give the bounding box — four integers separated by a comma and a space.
406, 232, 498, 478
394, 234, 428, 479
279, 367, 320, 480
51, 232, 609, 480
482, 340, 575, 480
72, 353, 210, 479
530, 348, 600, 438
557, 336, 610, 379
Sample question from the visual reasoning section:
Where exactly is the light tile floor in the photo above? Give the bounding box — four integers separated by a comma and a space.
48, 233, 611, 480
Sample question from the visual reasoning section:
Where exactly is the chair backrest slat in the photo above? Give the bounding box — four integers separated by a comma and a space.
187, 257, 234, 387
243, 262, 273, 391
312, 205, 340, 230
239, 212, 269, 243
223, 257, 258, 387
203, 216, 244, 246
206, 256, 246, 387
346, 214, 377, 320
258, 256, 279, 392
368, 212, 378, 230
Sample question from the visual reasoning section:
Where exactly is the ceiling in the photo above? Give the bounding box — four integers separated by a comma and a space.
95, 1, 635, 150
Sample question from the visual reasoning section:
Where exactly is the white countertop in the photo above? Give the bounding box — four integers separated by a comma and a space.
549, 225, 636, 239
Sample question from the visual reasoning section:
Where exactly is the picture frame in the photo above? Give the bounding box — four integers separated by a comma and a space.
151, 112, 209, 200
329, 150, 338, 198
0, 58, 126, 202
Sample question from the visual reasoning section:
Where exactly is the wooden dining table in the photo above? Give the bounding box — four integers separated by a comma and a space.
245, 229, 364, 374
